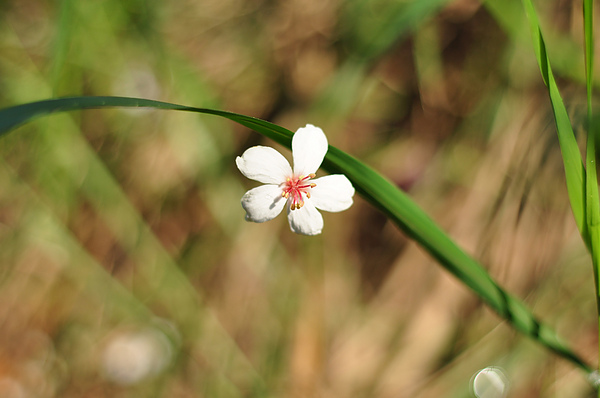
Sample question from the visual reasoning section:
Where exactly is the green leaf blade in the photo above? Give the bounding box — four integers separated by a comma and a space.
0, 96, 591, 373
521, 0, 588, 243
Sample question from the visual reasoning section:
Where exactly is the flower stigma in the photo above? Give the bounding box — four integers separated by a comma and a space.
281, 173, 317, 210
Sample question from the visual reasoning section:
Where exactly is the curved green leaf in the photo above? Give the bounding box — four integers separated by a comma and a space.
521, 0, 588, 244
521, 0, 599, 384
0, 96, 591, 373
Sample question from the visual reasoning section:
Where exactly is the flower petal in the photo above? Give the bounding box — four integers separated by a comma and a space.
310, 174, 355, 212
287, 200, 324, 235
241, 185, 286, 222
292, 124, 328, 176
236, 146, 292, 184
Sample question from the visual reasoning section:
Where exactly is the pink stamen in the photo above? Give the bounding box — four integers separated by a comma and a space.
281, 173, 316, 210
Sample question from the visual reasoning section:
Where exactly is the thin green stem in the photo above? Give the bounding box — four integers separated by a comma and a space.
522, 0, 598, 386
583, 0, 599, 391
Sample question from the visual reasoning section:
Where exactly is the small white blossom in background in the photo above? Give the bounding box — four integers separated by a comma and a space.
236, 124, 355, 235
100, 327, 174, 386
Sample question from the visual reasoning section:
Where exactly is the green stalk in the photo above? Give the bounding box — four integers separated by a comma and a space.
521, 0, 588, 239
583, 0, 600, 391
522, 0, 598, 388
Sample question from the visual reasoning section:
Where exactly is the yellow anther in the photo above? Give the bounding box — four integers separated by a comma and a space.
310, 183, 316, 188
308, 173, 316, 178
306, 192, 311, 199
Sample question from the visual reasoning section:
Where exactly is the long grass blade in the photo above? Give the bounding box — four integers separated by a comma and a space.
583, 0, 598, 259
582, 0, 600, 391
521, 0, 588, 243
0, 95, 592, 373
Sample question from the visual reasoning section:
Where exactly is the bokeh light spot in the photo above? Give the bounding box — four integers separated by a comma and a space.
471, 367, 509, 398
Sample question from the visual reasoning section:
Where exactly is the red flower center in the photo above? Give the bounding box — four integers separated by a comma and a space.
282, 173, 316, 210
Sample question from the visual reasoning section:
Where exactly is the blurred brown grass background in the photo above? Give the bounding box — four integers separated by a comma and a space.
0, 0, 599, 397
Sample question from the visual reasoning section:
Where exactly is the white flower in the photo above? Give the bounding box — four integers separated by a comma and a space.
236, 124, 355, 235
